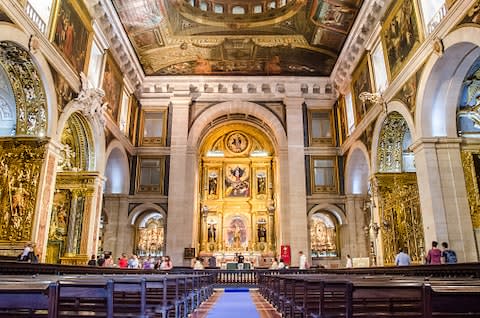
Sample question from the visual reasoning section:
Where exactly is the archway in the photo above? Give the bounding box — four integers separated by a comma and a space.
198, 121, 277, 267
104, 141, 130, 194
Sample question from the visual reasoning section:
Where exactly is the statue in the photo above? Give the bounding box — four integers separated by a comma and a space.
207, 224, 216, 242
257, 224, 267, 242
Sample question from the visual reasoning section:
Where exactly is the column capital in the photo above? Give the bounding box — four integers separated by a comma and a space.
169, 95, 192, 108
283, 96, 305, 108
410, 137, 463, 153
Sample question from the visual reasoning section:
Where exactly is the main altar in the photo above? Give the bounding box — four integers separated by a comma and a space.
197, 125, 277, 264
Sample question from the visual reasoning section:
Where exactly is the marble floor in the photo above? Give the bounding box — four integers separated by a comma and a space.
190, 289, 282, 318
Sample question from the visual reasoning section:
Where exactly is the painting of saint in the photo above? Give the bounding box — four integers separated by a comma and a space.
52, 0, 91, 73
50, 65, 75, 112
225, 165, 250, 197
352, 55, 373, 120
227, 218, 247, 249
257, 173, 266, 195
381, 0, 421, 80
102, 53, 123, 122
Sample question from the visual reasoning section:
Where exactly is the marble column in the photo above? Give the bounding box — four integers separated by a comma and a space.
283, 97, 309, 265
166, 94, 195, 266
411, 137, 477, 262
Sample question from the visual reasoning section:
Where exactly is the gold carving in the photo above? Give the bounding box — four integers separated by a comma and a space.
375, 173, 424, 265
377, 113, 408, 172
0, 138, 48, 241
461, 151, 480, 228
226, 132, 249, 154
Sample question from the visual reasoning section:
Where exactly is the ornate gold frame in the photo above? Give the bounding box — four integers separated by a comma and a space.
380, 0, 424, 81
351, 53, 374, 121
49, 0, 93, 74
139, 108, 168, 147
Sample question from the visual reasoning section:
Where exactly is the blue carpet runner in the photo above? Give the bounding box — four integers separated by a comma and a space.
207, 289, 260, 318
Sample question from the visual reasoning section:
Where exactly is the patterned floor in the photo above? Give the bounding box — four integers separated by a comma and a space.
190, 289, 282, 318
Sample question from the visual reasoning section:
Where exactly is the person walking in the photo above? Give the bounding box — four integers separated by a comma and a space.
441, 242, 457, 264
346, 254, 353, 268
426, 241, 442, 264
298, 251, 308, 269
395, 248, 411, 266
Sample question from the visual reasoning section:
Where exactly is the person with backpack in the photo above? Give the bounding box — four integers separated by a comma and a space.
441, 242, 457, 264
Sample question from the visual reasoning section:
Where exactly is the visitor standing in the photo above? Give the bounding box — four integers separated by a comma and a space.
426, 241, 442, 264
395, 248, 411, 266
441, 242, 457, 264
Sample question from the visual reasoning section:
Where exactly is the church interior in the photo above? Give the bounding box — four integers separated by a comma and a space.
2, 0, 480, 317
0, 0, 479, 272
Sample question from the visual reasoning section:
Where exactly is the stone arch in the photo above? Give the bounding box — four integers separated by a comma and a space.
371, 101, 415, 173
0, 24, 57, 137
104, 140, 130, 194
187, 100, 287, 149
129, 203, 167, 225
57, 99, 106, 172
308, 203, 347, 225
416, 26, 480, 137
345, 141, 370, 195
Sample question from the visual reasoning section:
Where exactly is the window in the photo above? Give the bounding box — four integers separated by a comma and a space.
214, 4, 224, 13
312, 157, 337, 192
138, 157, 164, 193
199, 1, 208, 11
118, 91, 130, 135
371, 42, 388, 93
310, 212, 338, 258
419, 0, 446, 34
87, 41, 104, 88
253, 5, 262, 13
345, 93, 355, 135
141, 110, 167, 146
309, 111, 333, 145
232, 6, 245, 14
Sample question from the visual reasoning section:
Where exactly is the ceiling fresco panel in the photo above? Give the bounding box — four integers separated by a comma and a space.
112, 0, 364, 76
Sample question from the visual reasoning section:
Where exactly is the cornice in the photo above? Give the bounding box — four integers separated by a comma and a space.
90, 0, 145, 93
330, 0, 392, 94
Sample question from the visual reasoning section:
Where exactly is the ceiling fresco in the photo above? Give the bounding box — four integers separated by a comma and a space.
112, 0, 363, 76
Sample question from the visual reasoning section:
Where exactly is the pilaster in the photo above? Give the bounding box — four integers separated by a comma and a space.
283, 97, 309, 265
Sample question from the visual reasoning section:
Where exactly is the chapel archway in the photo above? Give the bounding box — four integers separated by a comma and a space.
46, 112, 96, 264
373, 111, 424, 266
198, 122, 276, 266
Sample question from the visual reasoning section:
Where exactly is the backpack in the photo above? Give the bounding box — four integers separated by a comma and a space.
444, 250, 457, 264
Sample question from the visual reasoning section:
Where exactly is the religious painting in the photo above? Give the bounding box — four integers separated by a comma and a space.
351, 54, 374, 121
381, 0, 422, 80
310, 212, 338, 258
128, 96, 139, 144
102, 52, 123, 122
207, 170, 219, 198
393, 66, 424, 114
225, 164, 250, 197
226, 216, 247, 249
457, 60, 480, 135
256, 171, 267, 195
225, 132, 249, 154
49, 64, 75, 112
309, 0, 357, 33
50, 0, 92, 74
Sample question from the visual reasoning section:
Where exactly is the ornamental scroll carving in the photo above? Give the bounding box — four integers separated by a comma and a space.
0, 41, 47, 136
0, 138, 48, 241
375, 173, 424, 265
75, 73, 107, 126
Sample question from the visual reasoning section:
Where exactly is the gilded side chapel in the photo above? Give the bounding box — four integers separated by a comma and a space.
0, 0, 479, 267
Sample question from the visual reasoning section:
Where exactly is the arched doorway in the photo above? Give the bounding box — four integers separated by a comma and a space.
373, 111, 424, 265
198, 123, 276, 267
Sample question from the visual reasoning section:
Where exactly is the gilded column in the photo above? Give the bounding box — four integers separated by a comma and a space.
65, 189, 81, 256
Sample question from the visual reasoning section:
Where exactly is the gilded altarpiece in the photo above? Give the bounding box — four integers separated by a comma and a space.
199, 126, 276, 263
375, 173, 424, 265
0, 138, 48, 252
460, 151, 480, 229
47, 172, 97, 264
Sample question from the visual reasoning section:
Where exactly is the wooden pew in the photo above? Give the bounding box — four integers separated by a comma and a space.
56, 279, 114, 318
424, 283, 480, 317
0, 281, 57, 318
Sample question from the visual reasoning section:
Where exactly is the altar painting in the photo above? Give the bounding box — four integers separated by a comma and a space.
225, 164, 250, 197
226, 217, 247, 249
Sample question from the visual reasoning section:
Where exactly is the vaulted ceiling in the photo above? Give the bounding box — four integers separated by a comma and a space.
112, 0, 363, 76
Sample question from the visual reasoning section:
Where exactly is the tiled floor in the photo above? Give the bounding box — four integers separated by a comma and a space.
190, 289, 282, 318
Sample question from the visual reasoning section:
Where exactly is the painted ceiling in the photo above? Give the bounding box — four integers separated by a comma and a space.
112, 0, 363, 76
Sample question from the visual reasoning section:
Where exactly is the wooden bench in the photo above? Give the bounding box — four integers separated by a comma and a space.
424, 283, 480, 317
0, 281, 57, 318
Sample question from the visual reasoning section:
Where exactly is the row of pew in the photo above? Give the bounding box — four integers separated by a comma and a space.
0, 273, 214, 318
259, 273, 480, 317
